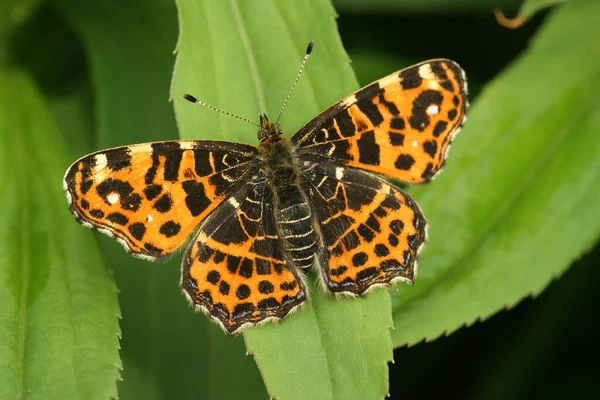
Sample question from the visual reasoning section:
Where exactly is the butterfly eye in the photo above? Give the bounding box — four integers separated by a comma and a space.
258, 130, 268, 141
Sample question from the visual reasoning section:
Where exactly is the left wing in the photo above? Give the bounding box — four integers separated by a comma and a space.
181, 177, 307, 334
292, 59, 468, 184
63, 140, 256, 260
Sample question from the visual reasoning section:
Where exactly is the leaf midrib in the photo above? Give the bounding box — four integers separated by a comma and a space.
229, 0, 267, 114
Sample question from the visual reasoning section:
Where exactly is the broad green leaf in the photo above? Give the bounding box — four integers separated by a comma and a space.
0, 68, 120, 399
391, 0, 600, 347
334, 0, 520, 13
54, 0, 267, 398
171, 1, 394, 399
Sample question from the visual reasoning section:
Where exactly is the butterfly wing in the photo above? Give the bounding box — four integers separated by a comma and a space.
301, 159, 427, 294
292, 59, 468, 183
181, 176, 307, 334
63, 140, 257, 260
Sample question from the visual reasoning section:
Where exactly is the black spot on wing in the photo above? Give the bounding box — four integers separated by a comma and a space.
236, 284, 251, 300
89, 209, 104, 218
144, 184, 162, 200
153, 193, 173, 213
409, 90, 443, 132
105, 148, 131, 171
400, 67, 422, 89
193, 147, 214, 176
389, 132, 405, 146
433, 121, 448, 137
429, 61, 448, 80
335, 108, 357, 138
395, 154, 415, 170
423, 140, 438, 158
107, 212, 128, 225
355, 83, 384, 127
152, 142, 183, 181
390, 117, 405, 130
96, 178, 141, 211
357, 130, 380, 166
159, 221, 181, 237
128, 222, 146, 240
181, 180, 211, 217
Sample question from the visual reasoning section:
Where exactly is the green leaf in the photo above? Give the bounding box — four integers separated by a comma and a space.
54, 0, 267, 397
0, 68, 121, 399
391, 0, 600, 347
171, 1, 394, 399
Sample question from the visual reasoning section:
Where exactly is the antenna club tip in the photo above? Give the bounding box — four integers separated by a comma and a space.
306, 40, 314, 55
183, 94, 198, 103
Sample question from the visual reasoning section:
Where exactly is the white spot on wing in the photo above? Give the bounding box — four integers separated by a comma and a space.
179, 141, 195, 150
107, 193, 119, 205
94, 153, 108, 172
335, 167, 344, 180
147, 215, 154, 222
418, 63, 436, 80
426, 105, 439, 115
228, 197, 240, 208
412, 140, 418, 148
377, 73, 398, 88
135, 143, 154, 154
340, 94, 357, 107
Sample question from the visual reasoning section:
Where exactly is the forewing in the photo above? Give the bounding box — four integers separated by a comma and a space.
302, 160, 427, 294
181, 178, 307, 334
63, 140, 256, 260
293, 59, 468, 183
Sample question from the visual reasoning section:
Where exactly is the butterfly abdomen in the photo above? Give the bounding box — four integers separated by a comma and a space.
275, 183, 319, 268
262, 137, 319, 268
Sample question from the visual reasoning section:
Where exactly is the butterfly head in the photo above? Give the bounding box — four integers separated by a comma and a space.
258, 114, 283, 144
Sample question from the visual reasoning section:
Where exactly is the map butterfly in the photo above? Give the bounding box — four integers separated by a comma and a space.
63, 42, 468, 334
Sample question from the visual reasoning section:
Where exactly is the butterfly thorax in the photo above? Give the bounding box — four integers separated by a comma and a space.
255, 115, 319, 268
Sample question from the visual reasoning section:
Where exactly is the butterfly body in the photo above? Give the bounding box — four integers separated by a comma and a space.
255, 114, 320, 269
64, 58, 468, 334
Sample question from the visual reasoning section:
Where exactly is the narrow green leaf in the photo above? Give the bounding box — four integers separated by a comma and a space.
0, 68, 121, 399
171, 1, 394, 399
391, 0, 600, 347
54, 0, 267, 397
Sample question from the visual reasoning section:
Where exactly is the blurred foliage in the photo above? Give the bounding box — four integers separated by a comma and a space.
0, 0, 598, 399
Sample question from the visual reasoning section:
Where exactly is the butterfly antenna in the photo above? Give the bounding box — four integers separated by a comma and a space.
182, 94, 260, 127
275, 40, 314, 125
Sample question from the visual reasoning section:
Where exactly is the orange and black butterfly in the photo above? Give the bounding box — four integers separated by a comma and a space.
63, 42, 468, 334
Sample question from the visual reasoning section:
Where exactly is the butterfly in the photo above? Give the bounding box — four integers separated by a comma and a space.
63, 42, 468, 334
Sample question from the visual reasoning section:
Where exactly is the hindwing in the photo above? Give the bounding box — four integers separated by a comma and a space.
301, 159, 427, 294
181, 178, 307, 334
